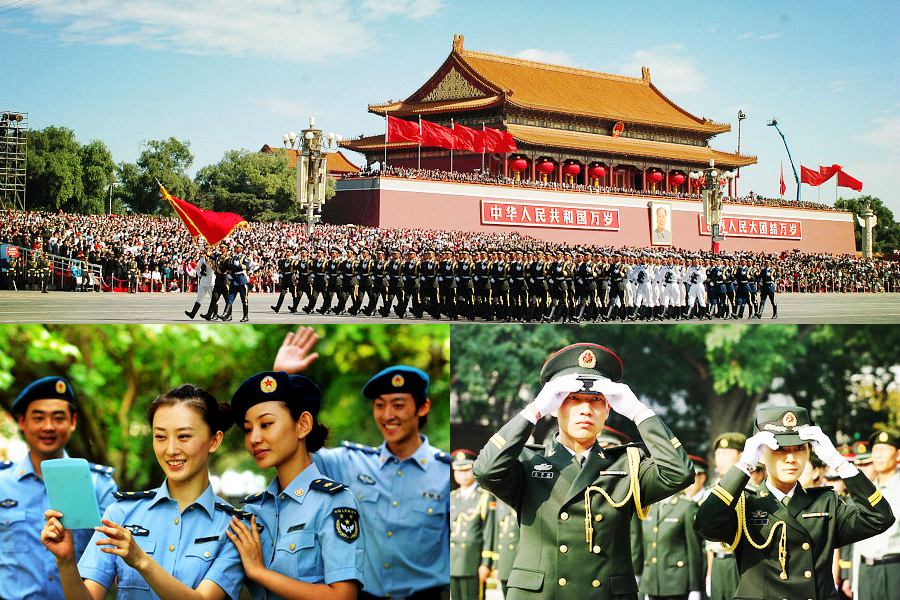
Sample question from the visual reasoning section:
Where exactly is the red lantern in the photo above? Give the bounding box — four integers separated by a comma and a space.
589, 165, 606, 179
565, 163, 581, 176
670, 173, 685, 186
648, 172, 663, 184
538, 161, 555, 174
510, 158, 527, 172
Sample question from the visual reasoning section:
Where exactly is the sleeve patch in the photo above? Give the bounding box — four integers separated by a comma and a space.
332, 507, 360, 543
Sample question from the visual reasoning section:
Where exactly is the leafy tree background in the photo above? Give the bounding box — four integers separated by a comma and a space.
0, 324, 449, 492
835, 195, 900, 255
451, 324, 900, 465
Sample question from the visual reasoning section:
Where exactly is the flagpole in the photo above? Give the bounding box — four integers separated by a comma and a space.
384, 114, 388, 171
418, 115, 422, 171
450, 118, 454, 173
481, 122, 485, 172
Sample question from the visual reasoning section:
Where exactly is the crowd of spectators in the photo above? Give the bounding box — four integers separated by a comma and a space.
345, 165, 843, 212
1, 208, 897, 294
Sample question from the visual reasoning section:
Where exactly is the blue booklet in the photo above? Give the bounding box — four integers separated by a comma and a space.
42, 458, 102, 530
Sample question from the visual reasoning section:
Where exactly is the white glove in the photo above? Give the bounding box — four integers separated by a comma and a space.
591, 379, 647, 421
688, 592, 701, 600
798, 425, 844, 469
705, 576, 711, 597
530, 373, 583, 418
740, 431, 778, 468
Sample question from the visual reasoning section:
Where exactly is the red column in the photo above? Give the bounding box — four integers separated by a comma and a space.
503, 154, 508, 178
530, 153, 535, 182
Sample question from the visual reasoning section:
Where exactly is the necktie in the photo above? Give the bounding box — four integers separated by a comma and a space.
781, 495, 790, 507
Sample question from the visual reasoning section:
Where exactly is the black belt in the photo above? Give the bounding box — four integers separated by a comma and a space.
359, 586, 448, 600
861, 554, 900, 566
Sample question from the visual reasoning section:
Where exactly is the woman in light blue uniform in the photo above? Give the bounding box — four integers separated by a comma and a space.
226, 371, 366, 600
41, 384, 247, 600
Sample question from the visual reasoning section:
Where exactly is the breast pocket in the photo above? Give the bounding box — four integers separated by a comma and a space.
0, 508, 25, 554
412, 496, 447, 564
118, 539, 156, 589
273, 530, 318, 580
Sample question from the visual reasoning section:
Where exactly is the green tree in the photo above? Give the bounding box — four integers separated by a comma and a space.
195, 150, 299, 221
118, 138, 195, 214
0, 325, 449, 491
78, 140, 116, 214
26, 126, 84, 211
834, 196, 900, 255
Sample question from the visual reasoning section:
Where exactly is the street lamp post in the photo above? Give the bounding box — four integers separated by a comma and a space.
283, 117, 342, 237
767, 118, 800, 203
690, 159, 736, 253
736, 110, 746, 197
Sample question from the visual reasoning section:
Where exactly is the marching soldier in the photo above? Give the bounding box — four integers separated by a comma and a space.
396, 249, 421, 319
381, 249, 404, 318
306, 247, 329, 314
452, 450, 494, 600
438, 249, 458, 320
473, 250, 492, 320
270, 247, 297, 313
527, 250, 549, 322
456, 249, 476, 321
291, 246, 313, 312
508, 250, 528, 322
220, 242, 250, 322
473, 342, 694, 600
200, 244, 229, 320
492, 497, 520, 597
490, 250, 511, 322
419, 248, 441, 319
544, 250, 569, 323
334, 247, 360, 315
320, 247, 343, 314
350, 247, 374, 316
606, 255, 629, 321
185, 246, 214, 318
368, 249, 389, 317
695, 407, 894, 600
757, 260, 778, 319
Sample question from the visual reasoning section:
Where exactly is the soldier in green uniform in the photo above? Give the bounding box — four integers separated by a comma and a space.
491, 497, 520, 598
126, 254, 141, 293
451, 449, 494, 600
473, 342, 694, 600
705, 431, 746, 600
694, 406, 894, 600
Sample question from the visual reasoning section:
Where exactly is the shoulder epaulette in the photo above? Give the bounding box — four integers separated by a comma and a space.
804, 485, 835, 495
241, 492, 264, 504
310, 478, 347, 494
89, 462, 116, 477
113, 490, 156, 501
434, 451, 451, 464
341, 440, 379, 454
215, 502, 254, 520
0, 460, 12, 470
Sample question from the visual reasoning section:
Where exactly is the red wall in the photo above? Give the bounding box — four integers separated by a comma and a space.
328, 178, 857, 254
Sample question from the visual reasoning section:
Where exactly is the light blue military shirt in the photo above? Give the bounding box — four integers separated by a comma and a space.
313, 435, 450, 597
77, 481, 245, 599
0, 451, 117, 600
241, 463, 366, 600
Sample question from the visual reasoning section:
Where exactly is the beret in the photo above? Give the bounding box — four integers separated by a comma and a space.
231, 371, 321, 425
13, 376, 76, 414
362, 366, 429, 400
752, 405, 812, 448
539, 343, 623, 388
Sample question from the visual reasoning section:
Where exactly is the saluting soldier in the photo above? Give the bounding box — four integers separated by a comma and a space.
451, 450, 495, 600
492, 497, 521, 598
695, 407, 894, 600
0, 377, 118, 600
473, 343, 694, 600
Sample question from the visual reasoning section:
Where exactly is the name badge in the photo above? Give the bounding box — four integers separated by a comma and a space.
748, 519, 769, 526
663, 517, 680, 523
532, 471, 555, 479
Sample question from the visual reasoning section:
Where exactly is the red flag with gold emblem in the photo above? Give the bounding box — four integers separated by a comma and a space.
159, 183, 247, 245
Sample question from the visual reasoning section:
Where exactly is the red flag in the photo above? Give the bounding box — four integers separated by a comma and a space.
451, 123, 485, 153
160, 185, 247, 245
818, 163, 843, 183
780, 163, 786, 196
837, 170, 863, 192
386, 115, 421, 144
800, 165, 824, 186
483, 127, 517, 152
419, 119, 456, 150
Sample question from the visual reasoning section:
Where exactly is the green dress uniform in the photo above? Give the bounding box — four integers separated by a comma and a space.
473, 412, 693, 600
451, 483, 495, 600
492, 498, 521, 596
694, 465, 895, 600
637, 493, 704, 600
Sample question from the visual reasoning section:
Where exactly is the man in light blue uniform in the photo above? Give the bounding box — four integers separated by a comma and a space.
0, 376, 118, 600
312, 366, 451, 600
77, 485, 247, 599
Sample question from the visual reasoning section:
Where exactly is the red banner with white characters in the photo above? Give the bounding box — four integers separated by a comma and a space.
699, 215, 802, 239
481, 200, 620, 230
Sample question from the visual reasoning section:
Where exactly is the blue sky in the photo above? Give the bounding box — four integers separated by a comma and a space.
2, 0, 898, 215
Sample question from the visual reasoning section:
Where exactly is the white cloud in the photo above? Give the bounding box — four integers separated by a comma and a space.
759, 33, 781, 40
738, 32, 755, 40
16, 0, 441, 62
738, 32, 780, 41
622, 44, 704, 96
855, 116, 900, 152
513, 48, 574, 67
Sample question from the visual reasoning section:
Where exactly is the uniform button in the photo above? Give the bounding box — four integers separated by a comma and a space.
653, 527, 658, 532
558, 578, 566, 587
651, 557, 657, 563
169, 545, 175, 552
461, 543, 466, 548
174, 518, 179, 525
593, 546, 601, 554
802, 543, 810, 550
592, 580, 600, 588
49, 575, 54, 581
428, 508, 433, 514
559, 545, 567, 553
204, 551, 210, 558
804, 571, 812, 578
595, 514, 603, 521
509, 544, 515, 550
290, 543, 295, 550
388, 531, 393, 537
359, 494, 364, 499
393, 501, 398, 507
398, 470, 403, 476
385, 563, 390, 568
560, 512, 569, 520
651, 542, 657, 548
677, 560, 684, 567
